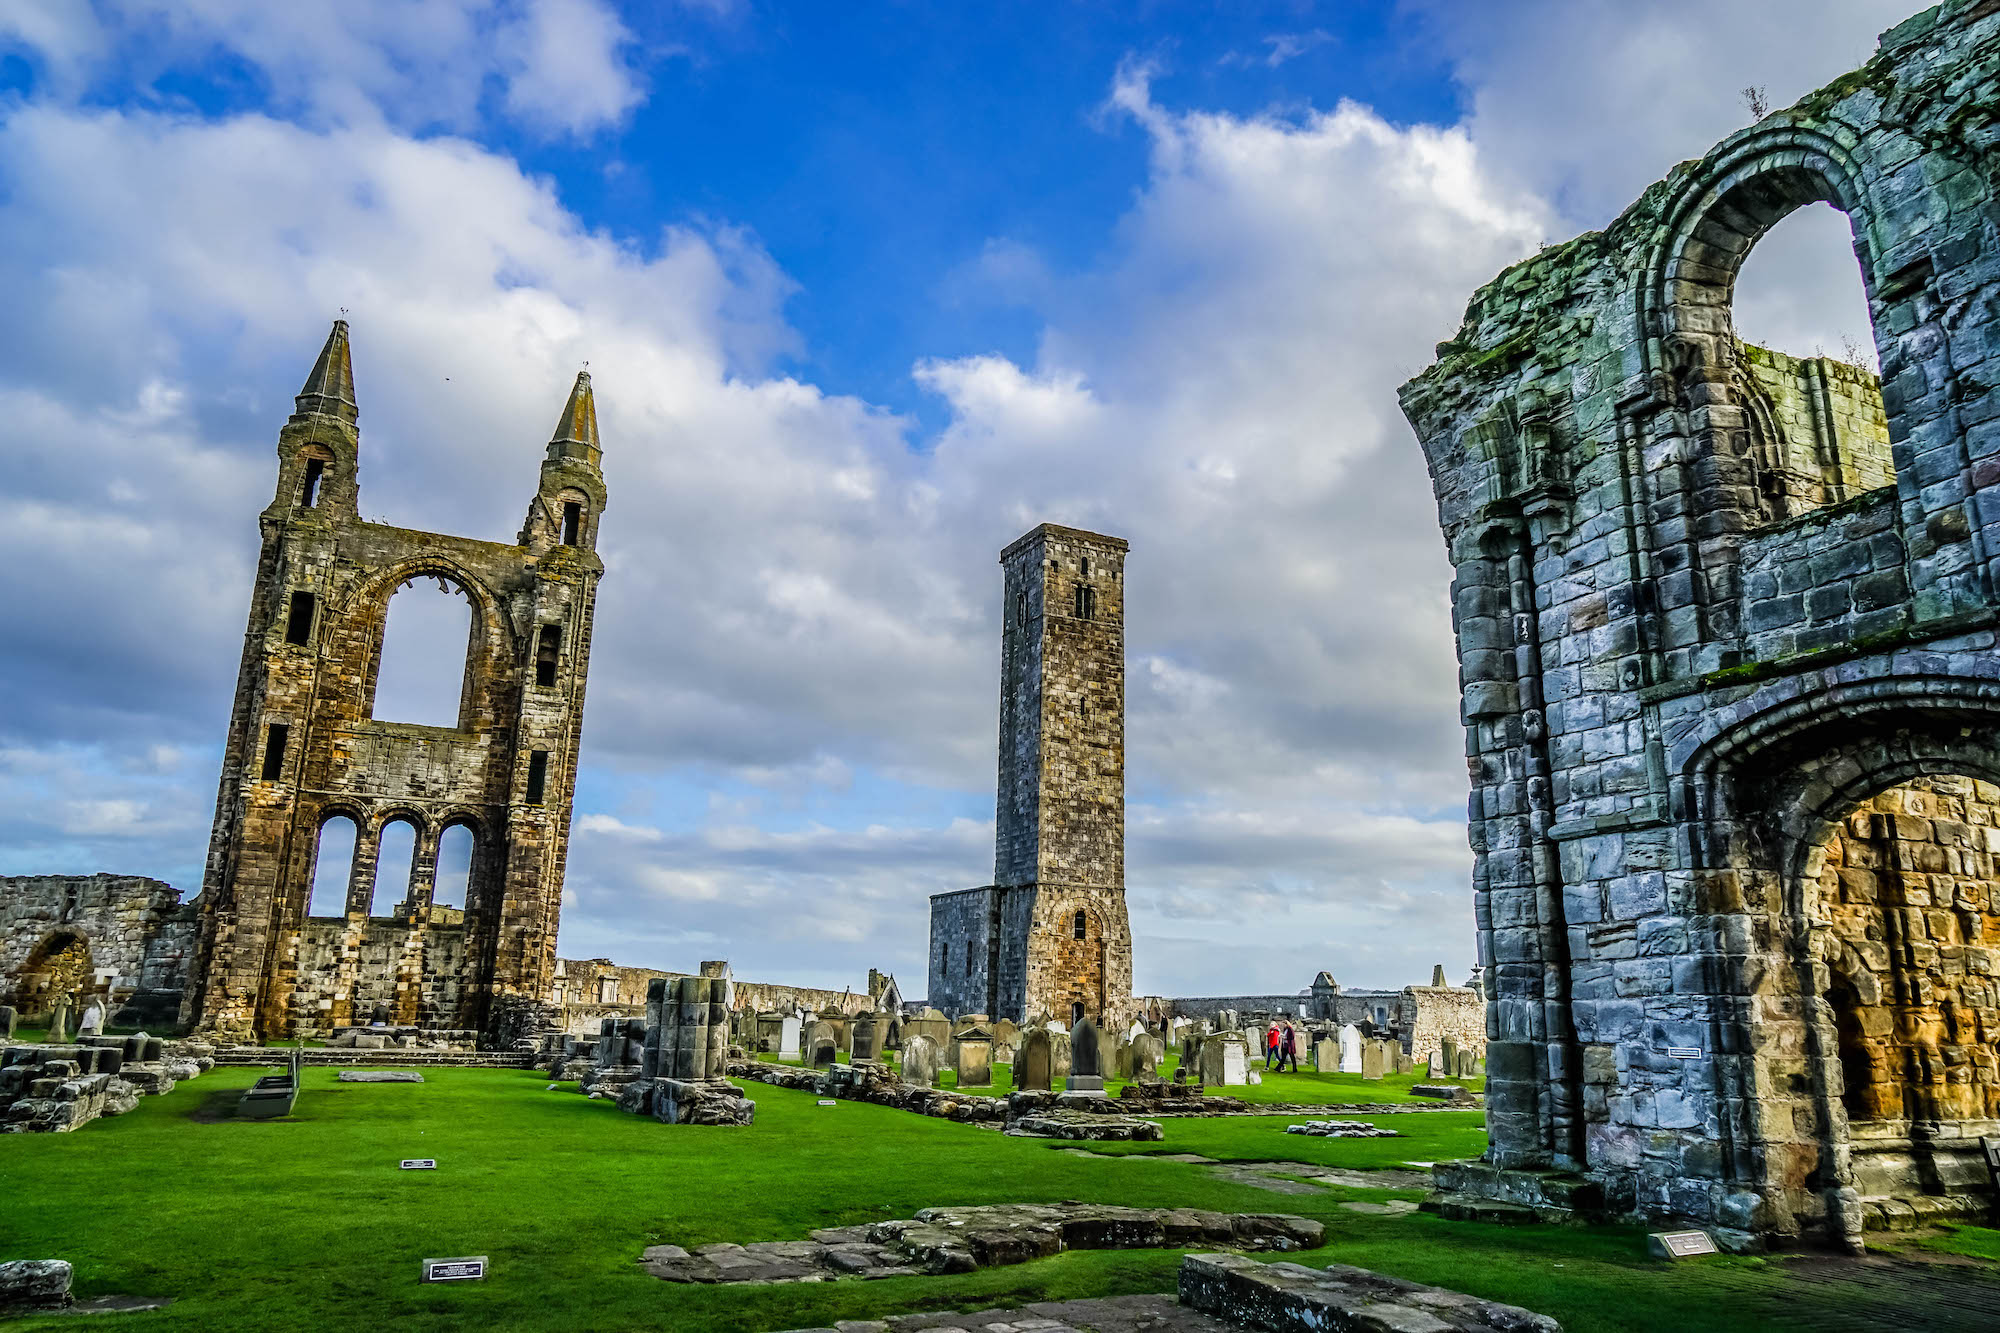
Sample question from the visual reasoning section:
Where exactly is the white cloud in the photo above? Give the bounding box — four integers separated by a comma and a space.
0, 0, 646, 137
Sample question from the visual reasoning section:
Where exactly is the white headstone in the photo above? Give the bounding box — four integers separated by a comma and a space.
1219, 1038, 1248, 1086
1338, 1023, 1362, 1074
779, 1016, 802, 1060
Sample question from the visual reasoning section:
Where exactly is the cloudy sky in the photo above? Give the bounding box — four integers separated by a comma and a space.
0, 0, 1904, 997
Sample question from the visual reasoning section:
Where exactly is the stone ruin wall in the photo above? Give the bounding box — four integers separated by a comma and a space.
1401, 986, 1486, 1072
554, 956, 880, 1035
1399, 0, 2000, 1242
0, 875, 195, 1023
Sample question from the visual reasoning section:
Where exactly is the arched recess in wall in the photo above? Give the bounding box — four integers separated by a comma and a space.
373, 575, 475, 728
308, 815, 358, 917
372, 818, 419, 918
434, 823, 474, 914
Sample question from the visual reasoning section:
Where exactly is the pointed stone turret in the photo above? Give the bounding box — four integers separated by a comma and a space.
294, 319, 358, 423
545, 370, 601, 470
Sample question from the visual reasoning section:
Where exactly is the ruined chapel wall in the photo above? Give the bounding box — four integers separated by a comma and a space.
0, 875, 187, 1013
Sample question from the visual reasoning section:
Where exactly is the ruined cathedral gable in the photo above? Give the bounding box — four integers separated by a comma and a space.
184, 321, 607, 1041
1401, 1, 2000, 1243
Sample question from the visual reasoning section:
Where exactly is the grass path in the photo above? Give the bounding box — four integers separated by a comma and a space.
0, 1065, 1992, 1332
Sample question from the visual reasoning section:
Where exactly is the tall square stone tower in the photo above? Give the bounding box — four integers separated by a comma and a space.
929, 523, 1133, 1026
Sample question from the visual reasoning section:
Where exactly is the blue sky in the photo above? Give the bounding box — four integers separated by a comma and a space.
0, 0, 1904, 997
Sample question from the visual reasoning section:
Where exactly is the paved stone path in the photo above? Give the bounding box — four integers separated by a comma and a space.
778, 1292, 1234, 1333
1052, 1149, 1432, 1195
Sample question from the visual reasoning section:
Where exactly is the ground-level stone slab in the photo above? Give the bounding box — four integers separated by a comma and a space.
1180, 1253, 1559, 1332
641, 1204, 1324, 1286
336, 1071, 424, 1083
776, 1292, 1242, 1333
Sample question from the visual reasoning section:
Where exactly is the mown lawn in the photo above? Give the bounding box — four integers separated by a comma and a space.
0, 1065, 1990, 1332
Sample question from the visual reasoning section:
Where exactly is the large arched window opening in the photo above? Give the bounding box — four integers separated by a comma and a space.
308, 815, 358, 917
373, 576, 474, 729
433, 823, 474, 914
1662, 166, 1893, 527
372, 819, 419, 919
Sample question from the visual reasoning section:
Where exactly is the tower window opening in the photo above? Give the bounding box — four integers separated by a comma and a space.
284, 590, 315, 646
260, 723, 289, 781
1073, 909, 1087, 940
561, 502, 582, 545
1078, 696, 1087, 722
535, 624, 562, 687
525, 749, 550, 805
1073, 585, 1094, 620
300, 457, 325, 508
1081, 556, 1090, 577
942, 943, 950, 975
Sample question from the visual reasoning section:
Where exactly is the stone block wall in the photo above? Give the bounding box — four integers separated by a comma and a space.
1398, 1, 2000, 1243
1402, 986, 1486, 1071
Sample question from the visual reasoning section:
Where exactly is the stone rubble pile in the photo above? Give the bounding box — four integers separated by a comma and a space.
324, 1026, 478, 1051
1284, 1120, 1401, 1139
0, 1260, 71, 1314
1006, 1109, 1165, 1142
0, 1034, 204, 1133
641, 1203, 1324, 1286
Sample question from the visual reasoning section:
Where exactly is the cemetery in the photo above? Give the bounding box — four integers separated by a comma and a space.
5, 2, 2000, 1330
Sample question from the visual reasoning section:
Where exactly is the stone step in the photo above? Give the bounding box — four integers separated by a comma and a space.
1419, 1192, 1548, 1225
1180, 1252, 1560, 1332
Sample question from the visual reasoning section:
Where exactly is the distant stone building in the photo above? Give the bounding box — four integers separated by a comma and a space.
930, 524, 1134, 1027
183, 321, 606, 1041
1158, 969, 1485, 1069
1400, 3, 2000, 1245
550, 957, 899, 1034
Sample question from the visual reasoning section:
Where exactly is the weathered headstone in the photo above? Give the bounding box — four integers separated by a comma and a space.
1396, 1051, 1413, 1076
1131, 1034, 1161, 1078
1200, 1033, 1249, 1086
1112, 1038, 1133, 1079
1431, 964, 1447, 987
0, 1006, 15, 1041
1439, 1037, 1459, 1080
851, 1015, 881, 1062
813, 1039, 837, 1069
901, 1034, 942, 1087
1338, 1024, 1362, 1074
1360, 1039, 1385, 1080
1068, 1019, 1106, 1095
78, 998, 105, 1036
46, 995, 71, 1044
1456, 1047, 1477, 1079
956, 1027, 992, 1087
1018, 1029, 1054, 1091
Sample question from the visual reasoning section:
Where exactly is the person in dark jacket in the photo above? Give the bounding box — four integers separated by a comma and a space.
1278, 1021, 1301, 1073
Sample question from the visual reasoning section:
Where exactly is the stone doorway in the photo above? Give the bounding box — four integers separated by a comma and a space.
15, 931, 92, 1018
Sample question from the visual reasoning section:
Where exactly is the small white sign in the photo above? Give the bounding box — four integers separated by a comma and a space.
1665, 1047, 1701, 1059
400, 1159, 437, 1170
1650, 1230, 1717, 1260
421, 1256, 487, 1283
816, 1099, 836, 1107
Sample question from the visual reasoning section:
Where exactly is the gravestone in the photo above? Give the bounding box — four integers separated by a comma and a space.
1457, 1047, 1477, 1079
1360, 1039, 1385, 1080
956, 1027, 992, 1087
1068, 1019, 1106, 1095
1396, 1051, 1413, 1075
1113, 1038, 1132, 1079
79, 998, 105, 1036
1199, 1033, 1249, 1086
46, 995, 71, 1044
1431, 964, 1447, 987
813, 1039, 837, 1070
756, 1011, 783, 1053
851, 1015, 881, 1062
1312, 1039, 1337, 1073
1018, 1029, 1054, 1091
1131, 1034, 1161, 1078
1338, 1024, 1362, 1074
901, 1034, 942, 1087
0, 1007, 14, 1040
779, 1016, 801, 1061
992, 1018, 1021, 1053
1438, 1037, 1459, 1080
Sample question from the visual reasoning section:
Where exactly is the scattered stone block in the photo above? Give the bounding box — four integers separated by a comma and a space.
338, 1071, 425, 1083
0, 1260, 72, 1313
1284, 1120, 1400, 1139
1179, 1252, 1560, 1332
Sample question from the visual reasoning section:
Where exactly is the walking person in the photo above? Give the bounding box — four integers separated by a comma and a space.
1265, 1021, 1281, 1070
1279, 1021, 1300, 1073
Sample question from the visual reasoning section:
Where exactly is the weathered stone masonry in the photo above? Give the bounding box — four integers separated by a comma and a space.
930, 525, 1134, 1027
184, 321, 605, 1041
1401, 2, 2000, 1244
0, 875, 195, 1026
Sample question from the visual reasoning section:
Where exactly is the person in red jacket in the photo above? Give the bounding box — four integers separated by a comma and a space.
1265, 1021, 1281, 1069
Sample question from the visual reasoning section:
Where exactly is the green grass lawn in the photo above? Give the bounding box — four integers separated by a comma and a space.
0, 1065, 1990, 1332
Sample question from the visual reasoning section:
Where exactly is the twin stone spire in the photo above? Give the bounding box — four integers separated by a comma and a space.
292, 317, 600, 467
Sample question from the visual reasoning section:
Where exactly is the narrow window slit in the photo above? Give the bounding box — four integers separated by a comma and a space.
261, 723, 290, 781
300, 458, 325, 508
525, 750, 550, 805
284, 591, 315, 646
536, 624, 562, 687
561, 502, 582, 545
